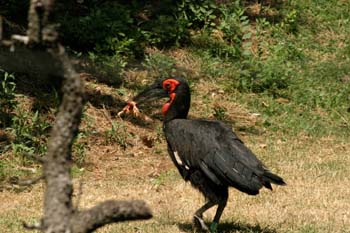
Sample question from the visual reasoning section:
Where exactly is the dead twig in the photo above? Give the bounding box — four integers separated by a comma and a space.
23, 220, 43, 231
17, 175, 44, 186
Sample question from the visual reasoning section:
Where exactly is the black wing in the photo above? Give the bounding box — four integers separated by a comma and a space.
164, 119, 285, 195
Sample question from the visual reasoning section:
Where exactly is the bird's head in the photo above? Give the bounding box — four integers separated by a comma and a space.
119, 77, 191, 122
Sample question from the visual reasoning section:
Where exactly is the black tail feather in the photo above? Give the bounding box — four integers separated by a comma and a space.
262, 171, 286, 190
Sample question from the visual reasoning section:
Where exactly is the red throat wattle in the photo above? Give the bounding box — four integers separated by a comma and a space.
162, 92, 176, 115
161, 79, 180, 115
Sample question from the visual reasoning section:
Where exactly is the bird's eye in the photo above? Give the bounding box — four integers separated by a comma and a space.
163, 79, 180, 91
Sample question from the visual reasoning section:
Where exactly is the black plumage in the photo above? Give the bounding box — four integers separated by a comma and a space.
165, 119, 285, 195
127, 77, 286, 232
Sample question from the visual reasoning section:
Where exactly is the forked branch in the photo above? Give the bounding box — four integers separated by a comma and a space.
70, 200, 152, 233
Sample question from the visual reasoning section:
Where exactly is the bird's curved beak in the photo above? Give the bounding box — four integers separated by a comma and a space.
118, 81, 168, 117
133, 82, 168, 106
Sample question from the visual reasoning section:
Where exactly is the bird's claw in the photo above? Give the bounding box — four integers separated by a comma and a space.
193, 215, 209, 232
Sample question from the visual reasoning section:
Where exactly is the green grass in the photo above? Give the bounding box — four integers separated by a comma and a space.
186, 0, 350, 138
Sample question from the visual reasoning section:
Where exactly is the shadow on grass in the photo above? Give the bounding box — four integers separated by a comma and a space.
178, 221, 276, 233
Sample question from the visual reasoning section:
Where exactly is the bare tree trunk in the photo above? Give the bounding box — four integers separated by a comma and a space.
0, 1, 152, 232
41, 44, 81, 232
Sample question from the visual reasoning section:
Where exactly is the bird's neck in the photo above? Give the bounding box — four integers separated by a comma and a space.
163, 85, 191, 123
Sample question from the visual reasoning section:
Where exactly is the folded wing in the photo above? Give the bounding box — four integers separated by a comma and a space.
164, 119, 285, 195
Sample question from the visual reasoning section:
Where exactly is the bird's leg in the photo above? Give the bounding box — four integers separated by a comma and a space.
210, 197, 228, 233
193, 201, 215, 232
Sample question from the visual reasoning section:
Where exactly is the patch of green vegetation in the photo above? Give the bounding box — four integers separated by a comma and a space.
71, 165, 85, 178
299, 225, 318, 233
213, 105, 228, 121
0, 216, 24, 233
11, 110, 50, 156
72, 132, 88, 167
143, 52, 177, 77
189, 0, 350, 138
191, 2, 252, 59
0, 71, 52, 183
151, 169, 179, 187
0, 71, 17, 128
104, 121, 133, 150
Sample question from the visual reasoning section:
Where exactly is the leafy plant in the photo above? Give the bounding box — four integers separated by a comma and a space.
143, 52, 177, 77
190, 1, 252, 60
279, 9, 298, 33
0, 71, 17, 127
218, 1, 252, 56
237, 39, 304, 98
213, 106, 227, 121
11, 110, 50, 155
177, 0, 218, 29
104, 121, 131, 150
72, 132, 87, 167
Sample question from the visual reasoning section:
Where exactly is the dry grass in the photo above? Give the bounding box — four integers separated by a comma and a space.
1, 134, 349, 233
1, 50, 350, 233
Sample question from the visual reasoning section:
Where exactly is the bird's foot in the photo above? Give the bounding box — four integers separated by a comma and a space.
193, 215, 209, 232
209, 221, 218, 233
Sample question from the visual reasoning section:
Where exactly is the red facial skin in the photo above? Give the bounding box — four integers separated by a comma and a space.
162, 79, 180, 93
161, 79, 180, 115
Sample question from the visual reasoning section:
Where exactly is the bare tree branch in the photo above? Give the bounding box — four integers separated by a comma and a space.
70, 200, 152, 233
27, 0, 57, 44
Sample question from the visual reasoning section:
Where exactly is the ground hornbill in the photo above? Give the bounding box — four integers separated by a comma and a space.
119, 77, 286, 232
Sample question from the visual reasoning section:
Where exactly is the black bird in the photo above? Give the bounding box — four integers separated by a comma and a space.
120, 77, 286, 232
